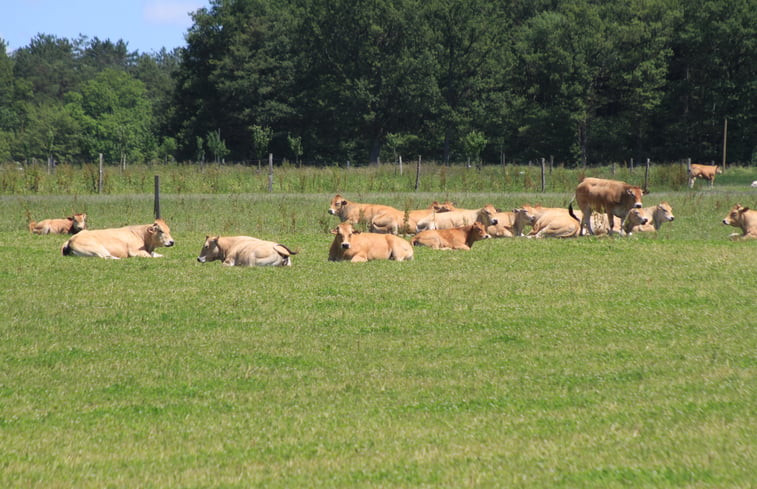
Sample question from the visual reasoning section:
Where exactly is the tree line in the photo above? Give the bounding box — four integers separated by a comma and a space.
1, 0, 754, 168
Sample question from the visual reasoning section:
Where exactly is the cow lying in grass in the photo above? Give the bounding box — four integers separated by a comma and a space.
61, 219, 174, 258
29, 213, 87, 235
722, 204, 757, 240
197, 235, 297, 267
329, 221, 413, 262
411, 222, 491, 250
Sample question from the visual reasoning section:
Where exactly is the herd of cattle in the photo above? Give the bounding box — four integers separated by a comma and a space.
26, 174, 756, 266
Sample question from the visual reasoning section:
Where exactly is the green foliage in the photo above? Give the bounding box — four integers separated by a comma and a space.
206, 129, 230, 164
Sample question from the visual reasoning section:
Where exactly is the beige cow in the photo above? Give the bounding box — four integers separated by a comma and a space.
328, 221, 414, 262
722, 204, 757, 240
370, 201, 455, 234
689, 164, 722, 188
573, 177, 644, 235
411, 222, 491, 250
61, 219, 174, 258
29, 213, 87, 235
197, 235, 297, 266
415, 204, 498, 232
629, 202, 675, 233
328, 194, 399, 225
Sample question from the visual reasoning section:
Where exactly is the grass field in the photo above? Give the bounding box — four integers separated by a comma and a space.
1, 184, 755, 487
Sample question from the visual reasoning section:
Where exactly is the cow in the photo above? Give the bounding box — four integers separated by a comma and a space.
415, 204, 498, 232
571, 177, 644, 236
722, 204, 757, 240
328, 194, 399, 225
527, 208, 583, 238
61, 219, 174, 258
197, 235, 297, 267
329, 221, 414, 262
688, 164, 722, 188
370, 201, 456, 234
487, 210, 532, 238
29, 213, 87, 235
411, 222, 491, 250
629, 202, 675, 234
618, 208, 650, 235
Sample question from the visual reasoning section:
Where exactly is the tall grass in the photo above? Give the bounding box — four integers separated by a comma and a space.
0, 189, 755, 488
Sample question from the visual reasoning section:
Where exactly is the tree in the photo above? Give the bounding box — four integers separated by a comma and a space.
206, 129, 229, 163
287, 133, 303, 165
250, 124, 273, 163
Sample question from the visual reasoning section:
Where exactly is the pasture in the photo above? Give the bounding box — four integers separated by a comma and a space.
1, 182, 755, 487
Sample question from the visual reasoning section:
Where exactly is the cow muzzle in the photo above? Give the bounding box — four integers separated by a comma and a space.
328, 209, 336, 215
165, 240, 175, 247
197, 256, 206, 263
634, 203, 642, 208
341, 242, 350, 249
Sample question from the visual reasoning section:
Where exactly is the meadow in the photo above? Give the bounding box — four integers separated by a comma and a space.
1, 163, 755, 488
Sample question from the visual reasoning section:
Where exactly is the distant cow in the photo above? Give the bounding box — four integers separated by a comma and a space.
29, 213, 87, 235
411, 222, 491, 250
689, 164, 722, 188
61, 219, 174, 258
722, 204, 757, 240
370, 201, 455, 234
329, 221, 414, 262
328, 194, 398, 225
571, 177, 644, 235
415, 204, 498, 232
197, 235, 296, 267
629, 202, 675, 234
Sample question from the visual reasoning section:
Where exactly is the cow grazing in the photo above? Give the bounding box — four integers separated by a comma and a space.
370, 201, 455, 234
328, 194, 399, 225
197, 235, 296, 267
329, 221, 413, 262
61, 219, 174, 258
411, 222, 491, 250
29, 213, 87, 235
630, 202, 675, 234
571, 177, 644, 235
722, 204, 757, 240
689, 164, 722, 188
415, 204, 498, 232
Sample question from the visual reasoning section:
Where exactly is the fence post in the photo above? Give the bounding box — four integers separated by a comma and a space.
722, 118, 728, 170
540, 157, 546, 192
630, 157, 634, 174
154, 175, 161, 219
399, 155, 403, 176
644, 158, 650, 191
268, 153, 274, 193
98, 153, 104, 194
415, 155, 421, 191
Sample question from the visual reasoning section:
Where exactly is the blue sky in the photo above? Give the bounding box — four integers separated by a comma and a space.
2, 0, 210, 54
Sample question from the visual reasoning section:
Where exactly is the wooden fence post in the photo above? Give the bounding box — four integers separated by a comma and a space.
98, 153, 104, 194
540, 157, 546, 192
399, 155, 403, 176
154, 175, 161, 219
630, 158, 634, 173
644, 158, 650, 191
415, 156, 421, 191
722, 118, 728, 170
268, 153, 274, 193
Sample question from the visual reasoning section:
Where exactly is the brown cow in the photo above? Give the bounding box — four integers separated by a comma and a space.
571, 177, 644, 235
329, 221, 414, 262
629, 202, 675, 234
411, 222, 491, 250
689, 164, 722, 188
61, 219, 174, 258
415, 204, 498, 232
722, 204, 757, 240
370, 201, 455, 234
29, 213, 87, 235
197, 235, 297, 267
328, 194, 398, 225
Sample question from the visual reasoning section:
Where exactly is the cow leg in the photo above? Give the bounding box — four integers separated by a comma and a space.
581, 212, 594, 235
689, 177, 695, 188
350, 255, 368, 262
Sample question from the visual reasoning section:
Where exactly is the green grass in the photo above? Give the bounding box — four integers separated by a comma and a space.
1, 187, 756, 488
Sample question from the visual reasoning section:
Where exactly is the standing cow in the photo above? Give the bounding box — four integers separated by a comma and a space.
688, 164, 722, 188
570, 177, 645, 236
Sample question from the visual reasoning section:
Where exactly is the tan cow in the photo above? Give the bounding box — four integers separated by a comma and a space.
370, 201, 455, 234
411, 222, 491, 250
328, 194, 399, 225
29, 213, 87, 235
572, 177, 644, 235
722, 204, 757, 240
629, 202, 675, 233
329, 221, 414, 262
527, 208, 582, 238
197, 235, 296, 266
415, 204, 498, 232
61, 219, 174, 258
487, 210, 532, 238
689, 164, 722, 188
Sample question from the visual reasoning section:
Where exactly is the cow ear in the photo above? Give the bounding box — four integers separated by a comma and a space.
353, 229, 362, 234
740, 206, 750, 213
330, 228, 338, 235
341, 200, 347, 206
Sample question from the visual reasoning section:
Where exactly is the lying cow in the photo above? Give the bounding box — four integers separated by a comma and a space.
629, 202, 675, 234
689, 163, 722, 188
197, 235, 297, 267
722, 204, 757, 240
329, 221, 413, 262
61, 219, 174, 258
527, 208, 582, 238
571, 177, 644, 235
370, 201, 455, 234
487, 210, 532, 238
29, 213, 87, 235
411, 222, 491, 250
328, 194, 398, 225
415, 204, 498, 232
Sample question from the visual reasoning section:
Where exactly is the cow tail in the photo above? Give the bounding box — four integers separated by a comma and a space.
568, 203, 580, 223
61, 240, 73, 256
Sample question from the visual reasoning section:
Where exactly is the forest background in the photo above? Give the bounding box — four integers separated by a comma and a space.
0, 0, 754, 169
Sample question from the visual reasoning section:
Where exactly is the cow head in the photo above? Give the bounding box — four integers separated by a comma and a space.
329, 194, 348, 216
148, 219, 174, 248
478, 204, 499, 226
467, 222, 491, 246
656, 202, 675, 223
197, 235, 221, 263
622, 208, 648, 231
625, 186, 644, 208
70, 213, 87, 233
331, 221, 359, 249
723, 204, 749, 227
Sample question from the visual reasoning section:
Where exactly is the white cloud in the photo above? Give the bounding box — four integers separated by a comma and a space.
144, 1, 204, 25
